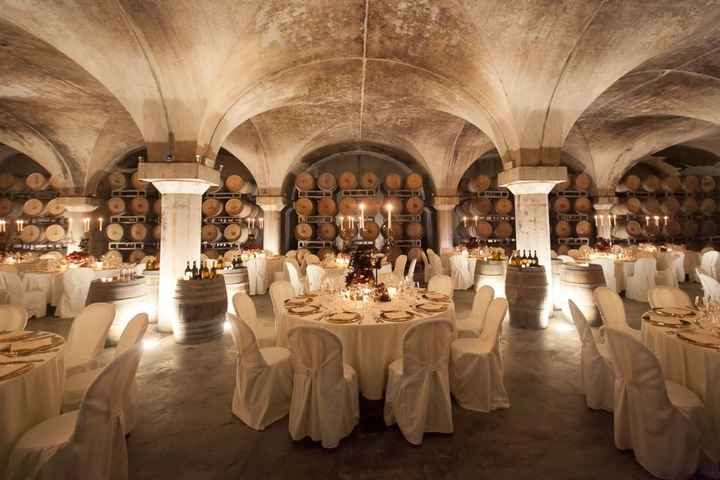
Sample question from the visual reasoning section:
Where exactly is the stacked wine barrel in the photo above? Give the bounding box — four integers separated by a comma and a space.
455, 173, 515, 243
550, 173, 595, 248
612, 173, 719, 242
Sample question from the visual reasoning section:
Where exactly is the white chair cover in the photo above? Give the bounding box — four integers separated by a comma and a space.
604, 328, 717, 479
269, 281, 295, 319
420, 251, 431, 283
6, 346, 142, 480
590, 257, 617, 293
427, 274, 453, 298
700, 250, 720, 280
0, 271, 46, 318
57, 268, 96, 318
405, 258, 417, 283
697, 270, 720, 303
655, 252, 679, 288
625, 258, 657, 302
456, 285, 494, 339
287, 326, 359, 448
285, 261, 306, 295
593, 287, 641, 340
304, 254, 320, 266
647, 286, 692, 309
246, 255, 268, 295
232, 293, 275, 348
449, 255, 473, 290
450, 298, 510, 412
427, 250, 446, 279
228, 313, 292, 430
672, 252, 686, 283
65, 303, 116, 374
0, 304, 28, 331
286, 250, 297, 258
384, 319, 455, 445
305, 265, 326, 293
685, 251, 701, 283
701, 247, 715, 255
558, 255, 576, 264
568, 300, 613, 412
378, 255, 407, 286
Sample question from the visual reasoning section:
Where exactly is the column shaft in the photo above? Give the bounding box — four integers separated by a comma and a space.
256, 195, 285, 255
436, 208, 454, 253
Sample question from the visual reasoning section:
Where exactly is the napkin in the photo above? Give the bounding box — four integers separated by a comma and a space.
331, 312, 357, 321
0, 331, 34, 343
645, 314, 686, 326
289, 305, 318, 315
384, 311, 409, 320
285, 297, 311, 306
418, 303, 445, 312
678, 329, 720, 347
10, 337, 54, 353
0, 363, 30, 380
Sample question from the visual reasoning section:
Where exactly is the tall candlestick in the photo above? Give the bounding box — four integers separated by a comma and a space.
83, 217, 90, 233
473, 215, 478, 226
258, 217, 263, 229
463, 216, 467, 227
645, 216, 650, 227
98, 217, 104, 231
386, 204, 392, 228
654, 216, 660, 228
360, 203, 365, 230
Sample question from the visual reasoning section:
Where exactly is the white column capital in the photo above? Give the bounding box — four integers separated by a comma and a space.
256, 195, 286, 212
498, 166, 567, 195
138, 161, 220, 192
152, 180, 213, 196
57, 197, 99, 214
432, 195, 461, 211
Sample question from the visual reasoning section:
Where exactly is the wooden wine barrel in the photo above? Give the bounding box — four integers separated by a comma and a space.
574, 173, 592, 191
553, 197, 571, 213
107, 171, 127, 191
317, 197, 338, 216
384, 197, 403, 214
130, 171, 147, 191
25, 172, 49, 191
223, 223, 247, 242
494, 220, 513, 238
152, 224, 162, 241
555, 220, 572, 238
317, 223, 337, 241
553, 178, 570, 192
610, 203, 629, 216
575, 220, 593, 237
387, 222, 404, 240
360, 172, 380, 190
46, 198, 65, 217
384, 173, 403, 191
494, 198, 514, 215
23, 199, 47, 217
107, 197, 126, 215
661, 197, 680, 215
20, 225, 43, 243
557, 244, 570, 255
626, 220, 643, 237
685, 175, 700, 193
105, 223, 124, 241
627, 197, 643, 214
87, 277, 149, 344
702, 220, 717, 237
129, 223, 148, 241
143, 270, 159, 323
407, 247, 423, 263
338, 171, 358, 190
641, 197, 661, 215
662, 175, 683, 193
405, 196, 424, 215
405, 222, 424, 240
339, 224, 357, 241
129, 197, 150, 215
667, 219, 683, 237
469, 175, 492, 192
202, 198, 224, 217
560, 263, 605, 326
386, 246, 402, 265
295, 172, 316, 191
361, 221, 380, 241
128, 250, 145, 264
317, 172, 337, 191
0, 174, 18, 190
295, 197, 315, 217
642, 175, 660, 192
405, 172, 423, 190
317, 247, 335, 261
295, 223, 314, 240
475, 220, 493, 238
701, 198, 717, 215
681, 197, 699, 215
45, 224, 65, 242
0, 198, 21, 217
574, 197, 593, 213
205, 250, 220, 260
551, 258, 563, 310
683, 220, 700, 239
224, 174, 246, 193
701, 176, 717, 193
173, 276, 227, 344
200, 224, 221, 242
338, 197, 358, 215
467, 198, 492, 216
475, 260, 505, 297
224, 198, 246, 217
624, 174, 641, 192
505, 265, 550, 329
361, 196, 382, 215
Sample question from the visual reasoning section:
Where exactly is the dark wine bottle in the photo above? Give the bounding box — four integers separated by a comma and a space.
192, 261, 199, 280
184, 261, 192, 280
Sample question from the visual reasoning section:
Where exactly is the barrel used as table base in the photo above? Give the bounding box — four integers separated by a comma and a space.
86, 277, 148, 344
224, 267, 249, 312
559, 263, 606, 327
474, 260, 506, 298
505, 265, 550, 329
173, 276, 228, 344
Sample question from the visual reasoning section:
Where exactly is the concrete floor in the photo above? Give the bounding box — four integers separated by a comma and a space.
30, 283, 707, 480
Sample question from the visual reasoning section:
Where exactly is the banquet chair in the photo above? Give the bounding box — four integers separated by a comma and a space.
379, 255, 407, 286
288, 326, 359, 448
305, 265, 326, 293
228, 313, 292, 431
568, 300, 613, 412
604, 328, 716, 479
655, 252, 679, 288
57, 267, 96, 318
672, 252, 686, 284
427, 274, 453, 299
450, 298, 510, 413
449, 254, 473, 290
62, 313, 149, 435
625, 258, 657, 302
304, 254, 320, 269
593, 287, 641, 340
420, 250, 432, 283
233, 292, 276, 348
427, 249, 448, 279
685, 251, 701, 283
285, 260, 306, 295
697, 270, 720, 303
700, 250, 720, 280
269, 281, 296, 319
405, 258, 417, 284
700, 246, 715, 255
456, 285, 494, 339
65, 303, 116, 375
590, 257, 617, 293
385, 318, 455, 445
5, 346, 142, 480
0, 304, 28, 331
286, 249, 297, 258
0, 271, 46, 318
246, 255, 268, 295
647, 286, 692, 309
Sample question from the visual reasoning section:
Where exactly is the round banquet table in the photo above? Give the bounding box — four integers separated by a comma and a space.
21, 271, 64, 307
641, 312, 720, 449
0, 331, 65, 473
277, 291, 456, 399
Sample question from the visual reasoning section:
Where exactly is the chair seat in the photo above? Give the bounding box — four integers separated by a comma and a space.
666, 380, 704, 412
255, 322, 277, 348
451, 337, 493, 357
455, 318, 481, 339
260, 346, 290, 366
62, 369, 101, 411
14, 411, 77, 452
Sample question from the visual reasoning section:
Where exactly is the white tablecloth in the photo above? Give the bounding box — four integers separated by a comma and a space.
277, 292, 456, 399
0, 333, 65, 473
321, 266, 349, 289
21, 272, 63, 307
641, 317, 720, 446
613, 260, 636, 292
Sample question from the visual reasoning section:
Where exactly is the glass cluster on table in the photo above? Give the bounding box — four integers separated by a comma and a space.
694, 297, 720, 334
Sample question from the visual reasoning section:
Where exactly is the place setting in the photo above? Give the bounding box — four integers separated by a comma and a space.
642, 306, 698, 328
0, 331, 64, 382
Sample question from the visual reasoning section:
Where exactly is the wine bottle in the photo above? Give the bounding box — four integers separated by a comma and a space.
184, 261, 192, 280
533, 250, 539, 266
201, 261, 208, 280
192, 261, 199, 280
217, 258, 224, 271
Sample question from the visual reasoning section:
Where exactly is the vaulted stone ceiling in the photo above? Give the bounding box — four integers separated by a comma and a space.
1, 0, 720, 195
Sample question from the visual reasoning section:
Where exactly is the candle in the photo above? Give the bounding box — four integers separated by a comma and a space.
663, 216, 668, 229
612, 215, 617, 228
98, 217, 103, 231
258, 217, 264, 229
463, 216, 467, 227
654, 216, 660, 228
386, 204, 392, 227
645, 216, 650, 227
594, 214, 598, 226
474, 215, 478, 225
360, 203, 365, 230
83, 217, 90, 233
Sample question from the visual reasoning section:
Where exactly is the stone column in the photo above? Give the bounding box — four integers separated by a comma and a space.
256, 195, 285, 255
433, 195, 460, 254
139, 162, 220, 333
593, 197, 616, 241
57, 197, 99, 254
499, 166, 567, 315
